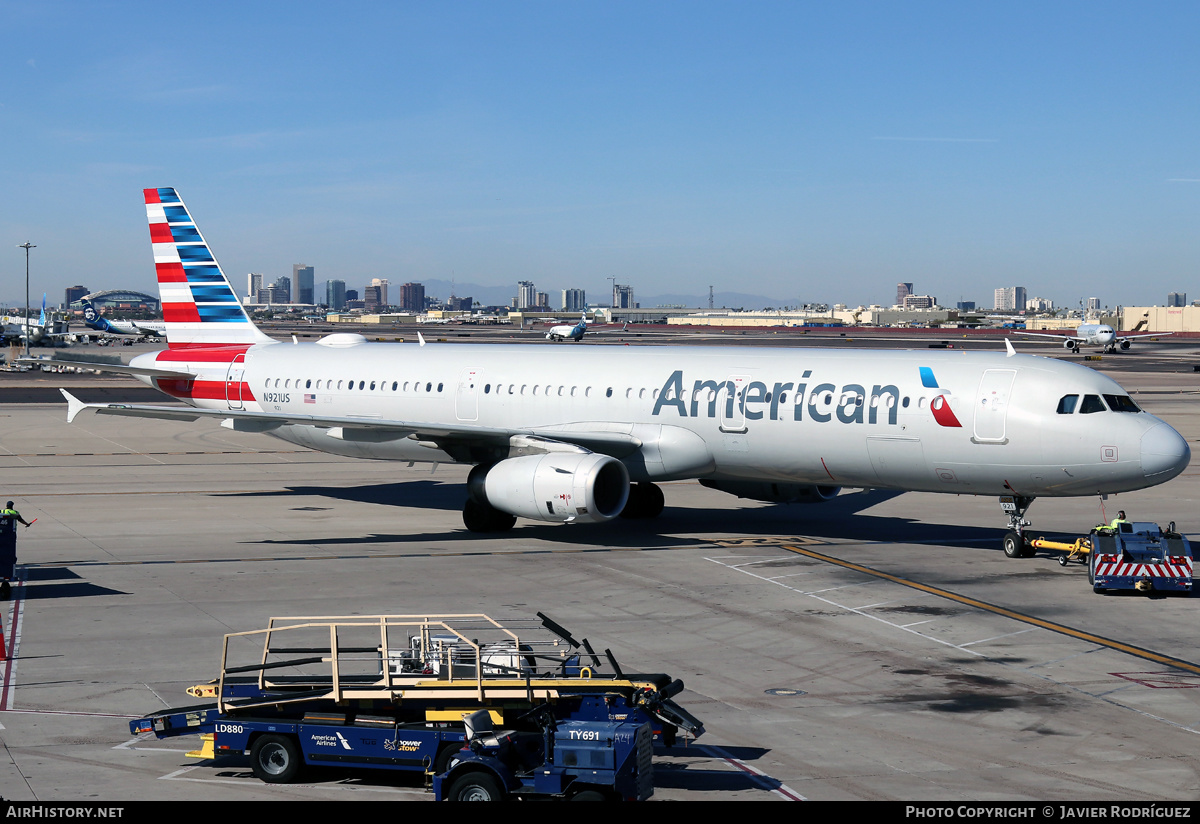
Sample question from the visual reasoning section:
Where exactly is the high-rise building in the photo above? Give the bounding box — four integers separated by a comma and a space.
612, 284, 635, 309
517, 281, 537, 310
447, 295, 473, 312
275, 276, 291, 303
957, 301, 976, 311
1086, 297, 1101, 313
326, 279, 346, 310
400, 282, 425, 312
370, 278, 389, 308
1168, 292, 1187, 307
994, 286, 1027, 312
1027, 296, 1054, 311
562, 289, 586, 312
896, 282, 913, 307
247, 273, 263, 301
65, 285, 89, 309
903, 294, 936, 309
364, 285, 383, 312
293, 265, 314, 305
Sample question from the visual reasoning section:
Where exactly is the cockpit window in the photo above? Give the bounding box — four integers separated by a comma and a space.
1056, 395, 1079, 414
1079, 394, 1107, 414
1104, 394, 1141, 413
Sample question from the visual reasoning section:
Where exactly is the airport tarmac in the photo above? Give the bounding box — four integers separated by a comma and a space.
0, 358, 1198, 801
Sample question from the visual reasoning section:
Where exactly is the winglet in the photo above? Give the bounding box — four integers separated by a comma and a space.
60, 389, 90, 424
1005, 338, 1016, 357
418, 331, 426, 347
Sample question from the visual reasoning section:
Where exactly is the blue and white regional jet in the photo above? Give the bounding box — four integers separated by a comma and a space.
44, 189, 1191, 553
545, 315, 589, 342
81, 298, 167, 340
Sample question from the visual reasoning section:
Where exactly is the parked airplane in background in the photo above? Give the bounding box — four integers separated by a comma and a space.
44, 189, 1191, 553
546, 315, 588, 342
81, 298, 166, 340
1016, 323, 1168, 353
2, 295, 71, 346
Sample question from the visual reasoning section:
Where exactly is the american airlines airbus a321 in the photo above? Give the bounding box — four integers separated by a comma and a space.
47, 189, 1190, 555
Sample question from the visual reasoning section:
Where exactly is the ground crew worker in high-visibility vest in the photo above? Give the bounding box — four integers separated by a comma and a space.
0, 502, 31, 598
1093, 510, 1128, 533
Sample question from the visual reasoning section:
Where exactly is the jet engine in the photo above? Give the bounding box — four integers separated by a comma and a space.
1119, 339, 1131, 351
699, 480, 841, 504
1063, 339, 1079, 351
469, 453, 629, 524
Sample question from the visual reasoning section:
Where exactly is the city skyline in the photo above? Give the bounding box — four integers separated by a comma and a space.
4, 4, 1200, 310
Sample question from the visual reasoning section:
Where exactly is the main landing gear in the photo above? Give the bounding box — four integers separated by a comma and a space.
1000, 495, 1037, 558
462, 498, 517, 533
620, 482, 664, 519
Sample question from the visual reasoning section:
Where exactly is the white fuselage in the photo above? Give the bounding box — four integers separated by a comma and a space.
1077, 323, 1116, 346
131, 341, 1189, 499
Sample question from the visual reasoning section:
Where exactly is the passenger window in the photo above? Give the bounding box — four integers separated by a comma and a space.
606, 387, 613, 397
305, 379, 311, 389
427, 382, 433, 392
484, 384, 491, 394
370, 381, 376, 391
1056, 395, 1079, 414
391, 382, 397, 391
1104, 394, 1141, 413
1080, 394, 1106, 414
437, 383, 443, 392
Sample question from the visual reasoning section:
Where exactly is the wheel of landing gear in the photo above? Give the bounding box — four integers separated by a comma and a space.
620, 482, 664, 519
1002, 531, 1026, 558
462, 499, 517, 533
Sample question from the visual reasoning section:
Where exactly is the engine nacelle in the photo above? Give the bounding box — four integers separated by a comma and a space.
1063, 339, 1079, 351
1119, 339, 1131, 351
699, 480, 841, 504
469, 453, 629, 524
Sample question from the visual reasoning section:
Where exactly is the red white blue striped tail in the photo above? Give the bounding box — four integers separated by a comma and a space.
144, 188, 273, 349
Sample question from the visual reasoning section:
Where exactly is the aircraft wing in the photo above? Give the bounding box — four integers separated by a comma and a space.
59, 391, 644, 458
19, 357, 196, 380
1119, 332, 1173, 340
1012, 330, 1084, 342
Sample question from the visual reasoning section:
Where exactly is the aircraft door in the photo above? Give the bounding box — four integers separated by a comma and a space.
455, 368, 481, 421
226, 353, 246, 411
973, 369, 1016, 443
719, 375, 749, 433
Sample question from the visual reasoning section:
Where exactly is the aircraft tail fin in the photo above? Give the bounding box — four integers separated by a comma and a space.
81, 298, 110, 333
143, 188, 273, 349
38, 294, 46, 327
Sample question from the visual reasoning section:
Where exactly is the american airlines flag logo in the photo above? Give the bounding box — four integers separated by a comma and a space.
304, 394, 316, 403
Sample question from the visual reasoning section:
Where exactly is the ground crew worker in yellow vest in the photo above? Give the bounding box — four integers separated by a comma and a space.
1109, 510, 1128, 530
0, 502, 31, 598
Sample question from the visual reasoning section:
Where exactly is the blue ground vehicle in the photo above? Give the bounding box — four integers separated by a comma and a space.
435, 707, 653, 801
1089, 521, 1193, 594
130, 613, 702, 794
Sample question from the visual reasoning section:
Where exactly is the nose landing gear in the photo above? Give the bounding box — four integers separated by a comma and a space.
1000, 495, 1037, 558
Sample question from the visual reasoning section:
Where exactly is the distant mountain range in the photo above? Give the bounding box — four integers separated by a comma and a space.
414, 279, 798, 311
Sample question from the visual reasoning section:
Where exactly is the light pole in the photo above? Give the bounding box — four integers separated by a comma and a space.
17, 242, 35, 359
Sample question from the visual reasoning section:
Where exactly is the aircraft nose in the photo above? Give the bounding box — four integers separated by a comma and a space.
1140, 423, 1190, 478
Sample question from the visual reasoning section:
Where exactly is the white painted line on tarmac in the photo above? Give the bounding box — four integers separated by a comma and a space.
697, 743, 806, 801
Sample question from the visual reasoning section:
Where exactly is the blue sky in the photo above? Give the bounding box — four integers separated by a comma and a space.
3, 1, 1198, 310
